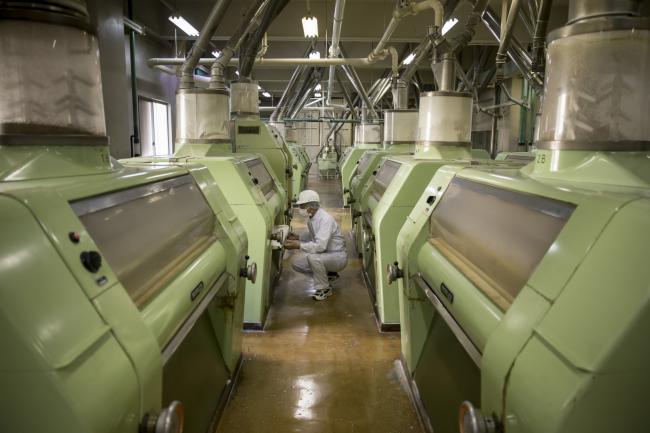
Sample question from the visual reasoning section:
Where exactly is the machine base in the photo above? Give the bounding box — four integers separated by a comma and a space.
209, 354, 244, 433
398, 356, 434, 433
243, 322, 265, 331
362, 267, 401, 334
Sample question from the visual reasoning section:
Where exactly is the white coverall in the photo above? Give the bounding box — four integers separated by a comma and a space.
291, 208, 348, 291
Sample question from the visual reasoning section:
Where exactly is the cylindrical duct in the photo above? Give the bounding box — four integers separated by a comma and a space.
392, 79, 408, 109
568, 0, 642, 23
416, 92, 473, 144
383, 110, 418, 145
176, 89, 230, 144
0, 1, 106, 136
354, 123, 382, 145
230, 81, 260, 115
538, 21, 650, 150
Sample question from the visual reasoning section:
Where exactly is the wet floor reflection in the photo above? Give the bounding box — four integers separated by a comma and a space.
215, 178, 423, 433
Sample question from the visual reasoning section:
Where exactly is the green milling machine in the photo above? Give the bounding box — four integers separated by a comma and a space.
267, 121, 310, 202
0, 2, 255, 432
348, 110, 418, 255
355, 92, 496, 331
123, 73, 290, 330
389, 2, 650, 432
339, 121, 383, 206
231, 81, 296, 202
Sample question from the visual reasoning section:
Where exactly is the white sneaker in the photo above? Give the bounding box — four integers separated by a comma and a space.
312, 287, 333, 301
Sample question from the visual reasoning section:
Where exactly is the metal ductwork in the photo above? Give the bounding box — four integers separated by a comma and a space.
210, 0, 267, 90
327, 0, 346, 105
180, 0, 232, 89
495, 0, 523, 83
239, 0, 289, 78
531, 0, 553, 72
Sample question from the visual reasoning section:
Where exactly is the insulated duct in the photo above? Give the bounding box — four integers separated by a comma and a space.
327, 0, 346, 105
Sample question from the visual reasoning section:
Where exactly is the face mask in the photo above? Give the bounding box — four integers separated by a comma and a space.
298, 208, 309, 218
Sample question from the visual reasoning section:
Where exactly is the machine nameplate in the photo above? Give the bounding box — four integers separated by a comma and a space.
238, 126, 260, 135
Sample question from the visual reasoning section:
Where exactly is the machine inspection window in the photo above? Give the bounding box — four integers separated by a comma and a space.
428, 177, 575, 310
243, 158, 275, 199
71, 175, 216, 307
370, 160, 402, 202
139, 97, 172, 156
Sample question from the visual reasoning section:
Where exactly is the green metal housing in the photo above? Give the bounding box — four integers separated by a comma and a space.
0, 150, 248, 433
233, 115, 294, 205
339, 142, 381, 207
122, 153, 287, 329
395, 151, 650, 433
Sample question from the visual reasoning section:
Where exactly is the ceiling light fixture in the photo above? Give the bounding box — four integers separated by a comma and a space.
315, 83, 322, 91
402, 52, 416, 65
302, 16, 319, 38
212, 50, 221, 58
314, 92, 322, 98
309, 50, 321, 59
441, 17, 459, 35
302, 0, 318, 38
168, 16, 199, 37
262, 91, 272, 98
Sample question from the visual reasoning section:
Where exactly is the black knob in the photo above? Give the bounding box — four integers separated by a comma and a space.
80, 251, 102, 273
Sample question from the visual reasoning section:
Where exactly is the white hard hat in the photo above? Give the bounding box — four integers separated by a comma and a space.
296, 189, 320, 205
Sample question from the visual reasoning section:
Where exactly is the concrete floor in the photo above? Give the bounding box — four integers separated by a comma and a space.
216, 177, 423, 433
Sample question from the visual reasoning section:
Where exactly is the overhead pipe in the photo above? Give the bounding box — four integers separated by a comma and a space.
335, 68, 358, 120
271, 66, 304, 120
531, 0, 553, 72
496, 0, 523, 83
239, 0, 290, 78
127, 0, 140, 156
285, 67, 316, 118
270, 45, 313, 120
327, 0, 346, 105
401, 36, 433, 82
289, 74, 322, 118
148, 0, 449, 86
180, 0, 232, 89
481, 7, 543, 90
341, 64, 378, 119
209, 0, 268, 89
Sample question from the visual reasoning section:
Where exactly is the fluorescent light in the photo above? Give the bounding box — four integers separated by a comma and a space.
302, 16, 319, 38
235, 70, 239, 76
315, 83, 321, 91
314, 92, 322, 98
309, 50, 321, 59
262, 91, 271, 98
212, 50, 221, 58
169, 16, 199, 37
441, 17, 459, 35
402, 52, 416, 65
258, 84, 262, 90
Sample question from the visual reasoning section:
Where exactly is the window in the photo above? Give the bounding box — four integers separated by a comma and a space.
139, 97, 172, 156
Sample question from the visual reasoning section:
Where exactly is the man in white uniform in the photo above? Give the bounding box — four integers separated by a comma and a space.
285, 190, 348, 301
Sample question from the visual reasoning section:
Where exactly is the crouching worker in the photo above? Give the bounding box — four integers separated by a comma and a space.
285, 190, 348, 301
